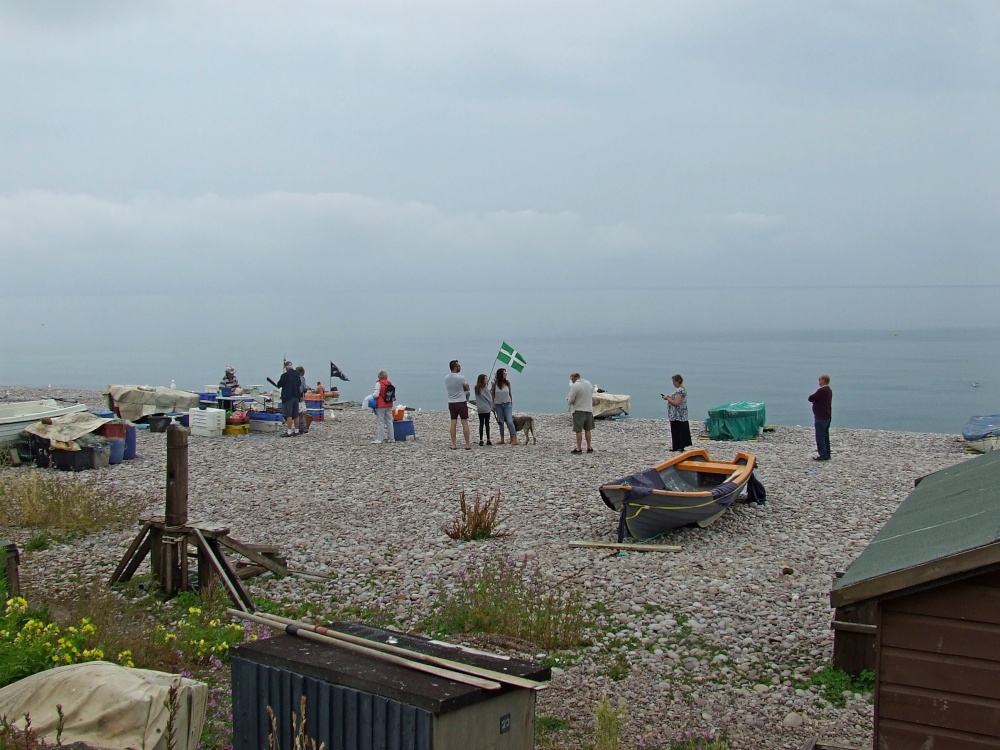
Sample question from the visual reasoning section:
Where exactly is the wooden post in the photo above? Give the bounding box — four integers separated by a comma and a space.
0, 542, 20, 597
165, 425, 189, 527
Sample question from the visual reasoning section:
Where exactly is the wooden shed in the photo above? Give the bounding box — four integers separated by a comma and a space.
831, 450, 1000, 749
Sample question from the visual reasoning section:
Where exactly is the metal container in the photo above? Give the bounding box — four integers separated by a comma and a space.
231, 622, 548, 750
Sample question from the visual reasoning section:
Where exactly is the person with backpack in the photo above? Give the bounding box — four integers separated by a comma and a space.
370, 369, 396, 444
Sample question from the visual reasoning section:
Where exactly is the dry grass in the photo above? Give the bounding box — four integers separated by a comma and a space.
0, 470, 143, 533
268, 695, 326, 750
443, 490, 508, 541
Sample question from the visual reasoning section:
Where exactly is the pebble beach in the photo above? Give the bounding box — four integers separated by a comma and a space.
1, 386, 974, 749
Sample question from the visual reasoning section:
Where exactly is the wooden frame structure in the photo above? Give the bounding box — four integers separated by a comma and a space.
109, 424, 292, 611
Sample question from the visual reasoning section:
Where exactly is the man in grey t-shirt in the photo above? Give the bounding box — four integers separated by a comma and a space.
445, 359, 472, 450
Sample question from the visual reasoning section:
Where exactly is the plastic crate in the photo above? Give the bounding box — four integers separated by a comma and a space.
249, 420, 283, 433
91, 445, 110, 469
191, 424, 224, 438
52, 448, 94, 472
223, 424, 250, 436
97, 421, 128, 439
248, 412, 283, 421
190, 407, 225, 429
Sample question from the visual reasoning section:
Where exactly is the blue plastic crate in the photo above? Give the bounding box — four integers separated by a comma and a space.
248, 412, 283, 422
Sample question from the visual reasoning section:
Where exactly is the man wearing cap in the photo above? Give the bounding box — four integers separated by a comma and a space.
219, 366, 240, 393
276, 361, 304, 437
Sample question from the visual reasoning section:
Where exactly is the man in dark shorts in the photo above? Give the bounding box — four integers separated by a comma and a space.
276, 361, 303, 437
445, 359, 472, 450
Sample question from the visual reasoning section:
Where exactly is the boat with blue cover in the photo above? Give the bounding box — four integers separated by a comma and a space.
599, 448, 765, 541
962, 415, 1000, 454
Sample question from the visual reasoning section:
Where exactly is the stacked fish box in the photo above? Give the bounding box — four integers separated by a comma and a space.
189, 407, 225, 437
304, 394, 325, 421
248, 412, 283, 433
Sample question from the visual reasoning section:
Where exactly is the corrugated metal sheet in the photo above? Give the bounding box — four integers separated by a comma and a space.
232, 656, 433, 750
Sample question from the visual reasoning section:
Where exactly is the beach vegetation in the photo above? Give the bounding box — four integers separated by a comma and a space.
0, 470, 143, 535
535, 713, 571, 748
655, 731, 732, 749
267, 695, 325, 750
802, 665, 875, 706
421, 553, 591, 649
443, 490, 508, 541
0, 710, 66, 750
593, 697, 627, 750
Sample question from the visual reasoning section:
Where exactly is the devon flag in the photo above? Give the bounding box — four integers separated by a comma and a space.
497, 342, 526, 373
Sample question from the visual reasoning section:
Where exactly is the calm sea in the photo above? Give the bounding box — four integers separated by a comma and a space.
2, 287, 998, 434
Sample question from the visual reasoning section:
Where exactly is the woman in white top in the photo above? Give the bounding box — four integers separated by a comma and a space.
491, 368, 517, 445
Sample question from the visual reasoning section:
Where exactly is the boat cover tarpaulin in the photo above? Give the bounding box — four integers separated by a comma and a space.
104, 385, 200, 421
599, 468, 666, 506
0, 661, 207, 750
962, 414, 1000, 441
592, 392, 630, 418
24, 411, 110, 444
705, 401, 766, 441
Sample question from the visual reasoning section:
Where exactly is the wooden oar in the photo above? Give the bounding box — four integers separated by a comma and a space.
251, 611, 545, 691
230, 610, 502, 691
569, 541, 681, 552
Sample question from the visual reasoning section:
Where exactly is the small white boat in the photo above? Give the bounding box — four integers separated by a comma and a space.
0, 399, 90, 446
592, 391, 630, 419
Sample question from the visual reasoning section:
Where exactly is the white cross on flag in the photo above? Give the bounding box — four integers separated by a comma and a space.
497, 342, 526, 373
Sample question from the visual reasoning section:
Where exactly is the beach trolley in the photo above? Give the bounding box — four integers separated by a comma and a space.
231, 622, 549, 750
704, 401, 765, 441
830, 450, 1000, 748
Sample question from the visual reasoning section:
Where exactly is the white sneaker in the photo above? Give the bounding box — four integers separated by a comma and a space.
370, 440, 382, 444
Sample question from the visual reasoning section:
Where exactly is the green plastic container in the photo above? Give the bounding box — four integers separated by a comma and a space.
705, 401, 766, 441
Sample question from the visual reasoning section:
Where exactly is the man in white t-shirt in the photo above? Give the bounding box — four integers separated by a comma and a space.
445, 359, 472, 450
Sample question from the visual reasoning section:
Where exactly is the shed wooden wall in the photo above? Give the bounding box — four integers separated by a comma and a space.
875, 570, 1000, 748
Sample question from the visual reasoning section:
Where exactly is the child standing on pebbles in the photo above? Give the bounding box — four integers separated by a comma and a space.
474, 374, 493, 446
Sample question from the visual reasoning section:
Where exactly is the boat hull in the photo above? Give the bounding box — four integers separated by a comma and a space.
965, 435, 1000, 453
599, 448, 762, 540
0, 399, 90, 446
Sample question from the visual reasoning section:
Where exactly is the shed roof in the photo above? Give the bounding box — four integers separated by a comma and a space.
831, 450, 1000, 608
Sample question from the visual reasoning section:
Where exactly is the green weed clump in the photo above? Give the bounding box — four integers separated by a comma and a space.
156, 589, 248, 662
665, 732, 731, 749
443, 491, 508, 541
421, 554, 590, 650
0, 595, 132, 688
0, 470, 142, 533
804, 665, 875, 706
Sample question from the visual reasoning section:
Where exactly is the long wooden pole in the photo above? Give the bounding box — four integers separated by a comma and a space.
230, 610, 502, 691
245, 610, 547, 691
569, 541, 682, 552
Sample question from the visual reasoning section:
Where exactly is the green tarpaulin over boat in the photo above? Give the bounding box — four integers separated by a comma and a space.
705, 401, 765, 441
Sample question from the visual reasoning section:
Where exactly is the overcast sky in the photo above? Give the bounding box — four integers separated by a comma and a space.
2, 1, 998, 297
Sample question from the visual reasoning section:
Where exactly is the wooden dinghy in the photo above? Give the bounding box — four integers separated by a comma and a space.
599, 448, 765, 541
